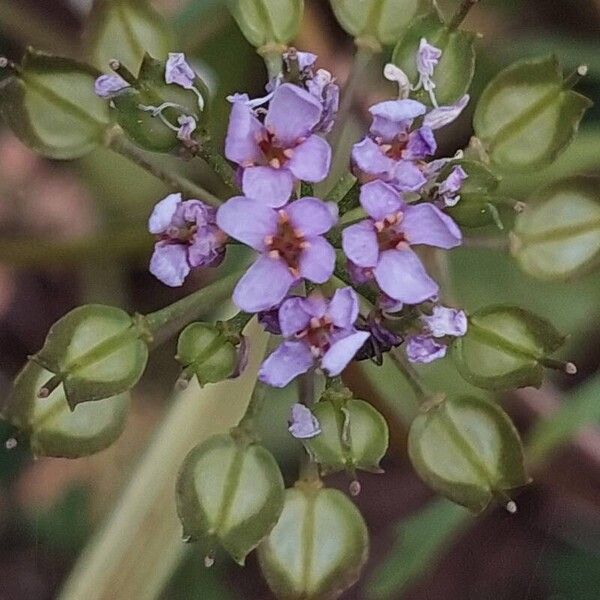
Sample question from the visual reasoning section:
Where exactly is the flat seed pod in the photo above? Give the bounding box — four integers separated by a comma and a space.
258, 485, 369, 600
33, 305, 148, 409
0, 49, 110, 159
473, 55, 592, 173
304, 399, 389, 475
4, 361, 129, 458
452, 305, 567, 390
176, 433, 285, 565
391, 12, 476, 106
408, 396, 530, 513
511, 176, 600, 280
86, 0, 172, 72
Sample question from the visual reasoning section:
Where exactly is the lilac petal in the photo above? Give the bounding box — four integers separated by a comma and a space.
402, 203, 462, 249
321, 331, 370, 376
242, 166, 294, 208
405, 127, 436, 159
417, 39, 442, 79
303, 294, 328, 318
327, 287, 359, 329
216, 196, 277, 250
299, 237, 335, 283
342, 221, 379, 268
225, 100, 264, 165
369, 99, 427, 141
287, 135, 331, 183
279, 297, 312, 337
149, 243, 190, 287
293, 52, 318, 71
288, 403, 321, 439
351, 137, 395, 178
233, 256, 295, 313
266, 83, 323, 146
424, 95, 470, 130
188, 234, 224, 268
406, 335, 447, 364
165, 53, 196, 89
422, 306, 468, 338
359, 180, 404, 220
390, 161, 427, 192
347, 260, 372, 285
286, 197, 337, 236
374, 249, 438, 304
148, 193, 182, 234
259, 341, 314, 388
94, 73, 129, 98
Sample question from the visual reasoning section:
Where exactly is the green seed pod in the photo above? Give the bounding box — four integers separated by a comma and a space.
86, 0, 172, 73
30, 305, 148, 409
4, 361, 129, 458
0, 49, 110, 159
331, 0, 433, 50
408, 396, 530, 513
176, 433, 285, 565
452, 305, 570, 391
511, 176, 600, 281
391, 11, 476, 106
474, 55, 592, 173
258, 484, 369, 600
227, 0, 304, 49
304, 398, 389, 477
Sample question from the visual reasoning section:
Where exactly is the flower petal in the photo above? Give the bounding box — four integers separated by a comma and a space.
216, 196, 277, 250
406, 335, 447, 364
259, 341, 315, 388
242, 166, 294, 207
374, 249, 438, 304
359, 180, 404, 220
287, 135, 331, 183
279, 297, 312, 337
225, 100, 264, 165
288, 403, 321, 439
422, 306, 468, 338
402, 203, 462, 249
148, 193, 182, 234
266, 83, 323, 146
390, 160, 427, 192
405, 127, 437, 159
342, 221, 379, 268
149, 243, 190, 287
299, 237, 335, 283
351, 137, 394, 178
321, 331, 370, 376
369, 99, 427, 141
233, 256, 295, 313
286, 197, 337, 236
423, 94, 470, 130
327, 287, 359, 329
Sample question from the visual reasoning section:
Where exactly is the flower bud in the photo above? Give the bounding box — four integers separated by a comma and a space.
474, 55, 592, 172
511, 176, 600, 280
408, 396, 530, 513
29, 305, 148, 410
227, 0, 304, 49
3, 361, 129, 458
452, 305, 570, 390
176, 433, 284, 565
258, 484, 369, 600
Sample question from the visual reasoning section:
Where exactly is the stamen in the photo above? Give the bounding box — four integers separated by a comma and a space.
310, 345, 321, 357
374, 221, 385, 232
299, 241, 311, 249
293, 228, 304, 238
277, 210, 289, 223
269, 158, 281, 169
264, 235, 274, 245
283, 148, 294, 159
310, 317, 321, 329
289, 267, 300, 278
268, 250, 280, 259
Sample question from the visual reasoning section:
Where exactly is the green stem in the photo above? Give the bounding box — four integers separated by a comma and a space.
196, 137, 239, 193
389, 348, 430, 403
448, 0, 479, 30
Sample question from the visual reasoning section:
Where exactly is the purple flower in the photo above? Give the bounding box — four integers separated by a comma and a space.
288, 403, 321, 439
423, 95, 470, 130
284, 50, 318, 72
216, 196, 337, 312
437, 166, 468, 207
149, 193, 226, 287
342, 180, 462, 304
306, 69, 340, 134
259, 288, 370, 387
94, 73, 129, 98
406, 335, 447, 363
422, 306, 468, 338
165, 53, 196, 90
176, 115, 197, 141
416, 38, 442, 97
225, 83, 332, 207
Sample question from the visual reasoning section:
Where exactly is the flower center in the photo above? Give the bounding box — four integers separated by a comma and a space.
258, 130, 294, 169
265, 211, 308, 277
374, 212, 407, 251
297, 316, 333, 356
380, 133, 409, 161
163, 222, 197, 244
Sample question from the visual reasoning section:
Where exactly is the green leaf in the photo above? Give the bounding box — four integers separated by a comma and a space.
258, 485, 369, 600
330, 0, 433, 47
511, 176, 600, 281
452, 305, 566, 390
4, 361, 129, 458
473, 55, 592, 173
33, 305, 148, 409
408, 396, 530, 513
86, 0, 172, 72
176, 433, 285, 565
0, 49, 110, 159
391, 12, 476, 106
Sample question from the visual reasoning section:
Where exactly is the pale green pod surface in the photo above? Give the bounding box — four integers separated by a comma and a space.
227, 0, 304, 48
86, 0, 172, 72
305, 399, 389, 475
4, 361, 129, 458
391, 12, 476, 106
176, 434, 285, 565
33, 305, 148, 409
452, 305, 566, 391
512, 176, 600, 281
0, 49, 110, 159
473, 55, 592, 173
258, 485, 369, 600
408, 396, 530, 513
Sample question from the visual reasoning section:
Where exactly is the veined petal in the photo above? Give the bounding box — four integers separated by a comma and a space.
242, 166, 295, 207
359, 180, 404, 220
149, 243, 190, 287
148, 193, 182, 234
286, 197, 337, 236
351, 137, 395, 178
259, 341, 315, 388
328, 287, 359, 329
321, 331, 370, 376
225, 100, 264, 165
342, 221, 379, 268
369, 99, 427, 141
390, 161, 427, 192
402, 203, 462, 249
299, 237, 335, 283
287, 135, 331, 183
279, 297, 312, 337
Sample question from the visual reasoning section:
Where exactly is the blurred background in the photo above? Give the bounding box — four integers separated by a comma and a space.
0, 0, 599, 598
